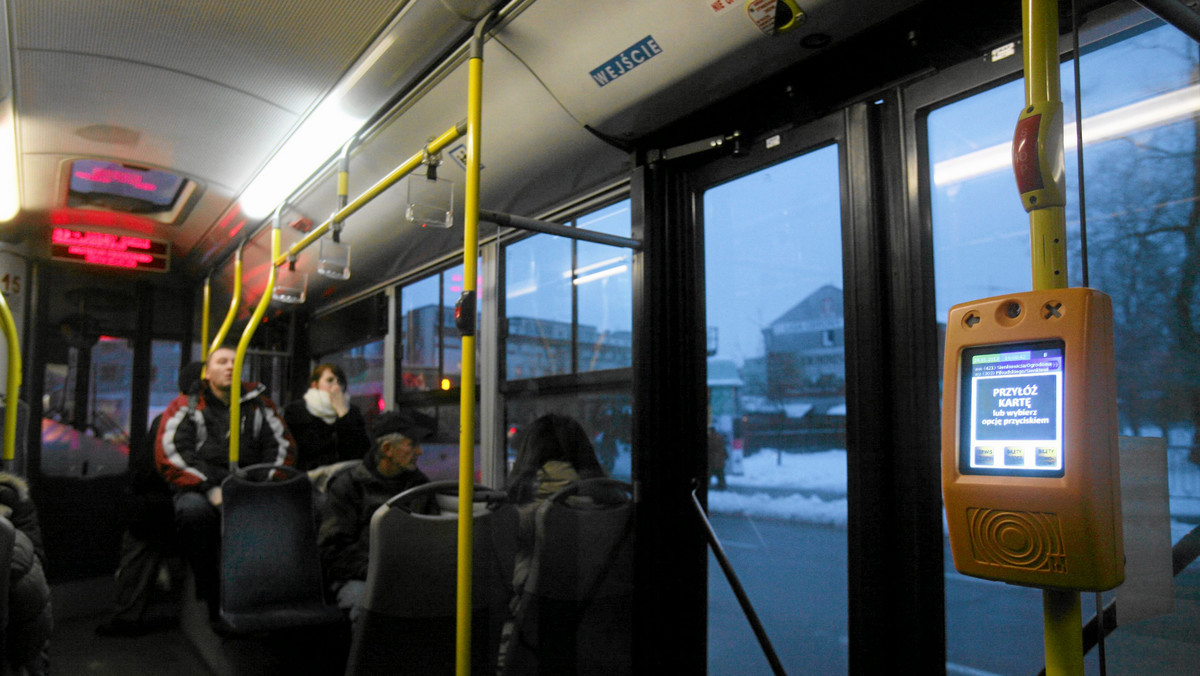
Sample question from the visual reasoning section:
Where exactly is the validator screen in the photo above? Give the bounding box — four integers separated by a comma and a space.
959, 340, 1065, 477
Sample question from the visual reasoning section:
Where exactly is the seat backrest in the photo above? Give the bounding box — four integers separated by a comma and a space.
220, 464, 343, 632
346, 480, 516, 676
504, 478, 635, 676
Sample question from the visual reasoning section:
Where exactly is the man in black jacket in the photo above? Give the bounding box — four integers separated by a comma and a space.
317, 409, 434, 621
155, 347, 295, 620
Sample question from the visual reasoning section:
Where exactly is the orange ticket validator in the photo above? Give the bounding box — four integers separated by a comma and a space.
942, 288, 1123, 591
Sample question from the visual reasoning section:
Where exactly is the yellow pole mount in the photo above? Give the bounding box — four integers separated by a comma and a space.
0, 287, 21, 466
230, 218, 281, 469
1019, 2, 1081, 675
209, 246, 244, 367
1017, 0, 1069, 293
201, 276, 212, 363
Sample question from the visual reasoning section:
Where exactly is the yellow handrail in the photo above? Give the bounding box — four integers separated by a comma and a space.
209, 246, 243, 358
229, 221, 281, 467
201, 276, 212, 363
273, 123, 466, 267
0, 287, 21, 465
1023, 0, 1068, 292
1021, 1, 1081, 674
456, 16, 489, 675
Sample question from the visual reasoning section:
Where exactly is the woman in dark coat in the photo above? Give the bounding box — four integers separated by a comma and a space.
284, 363, 372, 471
1, 471, 52, 675
498, 414, 607, 672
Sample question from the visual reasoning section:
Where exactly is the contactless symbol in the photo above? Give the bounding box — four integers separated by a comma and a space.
967, 507, 1067, 574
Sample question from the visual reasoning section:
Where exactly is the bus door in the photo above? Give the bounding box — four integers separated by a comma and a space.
689, 112, 851, 674
32, 265, 190, 584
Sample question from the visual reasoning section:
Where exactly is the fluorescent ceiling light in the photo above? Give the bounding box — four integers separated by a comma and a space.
239, 98, 366, 218
564, 255, 627, 278
506, 282, 538, 299
0, 97, 20, 222
933, 84, 1200, 186
574, 264, 628, 286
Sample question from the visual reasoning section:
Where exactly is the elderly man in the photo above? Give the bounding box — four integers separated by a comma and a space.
317, 409, 434, 620
155, 346, 295, 621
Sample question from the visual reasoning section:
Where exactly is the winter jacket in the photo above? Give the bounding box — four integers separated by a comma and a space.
1, 472, 52, 674
155, 381, 295, 493
496, 461, 582, 674
283, 399, 371, 471
317, 447, 429, 584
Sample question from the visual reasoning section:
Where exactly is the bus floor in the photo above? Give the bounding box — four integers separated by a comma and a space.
47, 574, 350, 676
50, 612, 213, 676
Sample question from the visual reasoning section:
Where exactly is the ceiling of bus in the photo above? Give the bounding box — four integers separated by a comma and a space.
3, 0, 414, 252
202, 0, 931, 314
2, 0, 1098, 319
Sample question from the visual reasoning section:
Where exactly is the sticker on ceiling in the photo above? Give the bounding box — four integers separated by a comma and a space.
746, 0, 806, 37
589, 36, 664, 88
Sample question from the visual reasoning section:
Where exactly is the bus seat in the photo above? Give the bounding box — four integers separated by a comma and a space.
308, 459, 362, 494
219, 464, 346, 634
0, 515, 15, 660
345, 480, 516, 676
503, 478, 635, 676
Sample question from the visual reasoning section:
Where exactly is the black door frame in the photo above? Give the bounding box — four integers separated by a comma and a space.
631, 102, 945, 673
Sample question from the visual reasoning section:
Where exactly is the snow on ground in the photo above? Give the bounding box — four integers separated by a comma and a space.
645, 445, 1200, 548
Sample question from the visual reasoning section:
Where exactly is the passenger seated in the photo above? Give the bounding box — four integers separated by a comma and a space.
496, 413, 607, 672
155, 346, 295, 624
284, 363, 371, 471
1, 471, 51, 676
317, 409, 434, 622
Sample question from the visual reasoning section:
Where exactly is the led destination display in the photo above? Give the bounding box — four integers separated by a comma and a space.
960, 340, 1064, 477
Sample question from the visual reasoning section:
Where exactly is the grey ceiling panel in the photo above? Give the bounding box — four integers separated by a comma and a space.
498, 0, 920, 139
18, 50, 298, 189
11, 0, 404, 112
253, 38, 629, 308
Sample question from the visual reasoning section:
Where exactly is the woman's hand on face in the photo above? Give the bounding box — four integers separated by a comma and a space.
329, 383, 350, 417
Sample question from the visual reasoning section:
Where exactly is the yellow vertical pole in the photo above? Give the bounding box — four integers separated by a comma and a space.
209, 247, 243, 358
201, 276, 212, 363
230, 217, 281, 469
0, 287, 20, 467
1021, 1, 1081, 674
456, 16, 488, 676
1023, 0, 1069, 291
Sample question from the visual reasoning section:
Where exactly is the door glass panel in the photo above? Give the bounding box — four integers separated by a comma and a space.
929, 22, 1200, 674
149, 340, 183, 424
705, 144, 847, 674
42, 337, 132, 478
